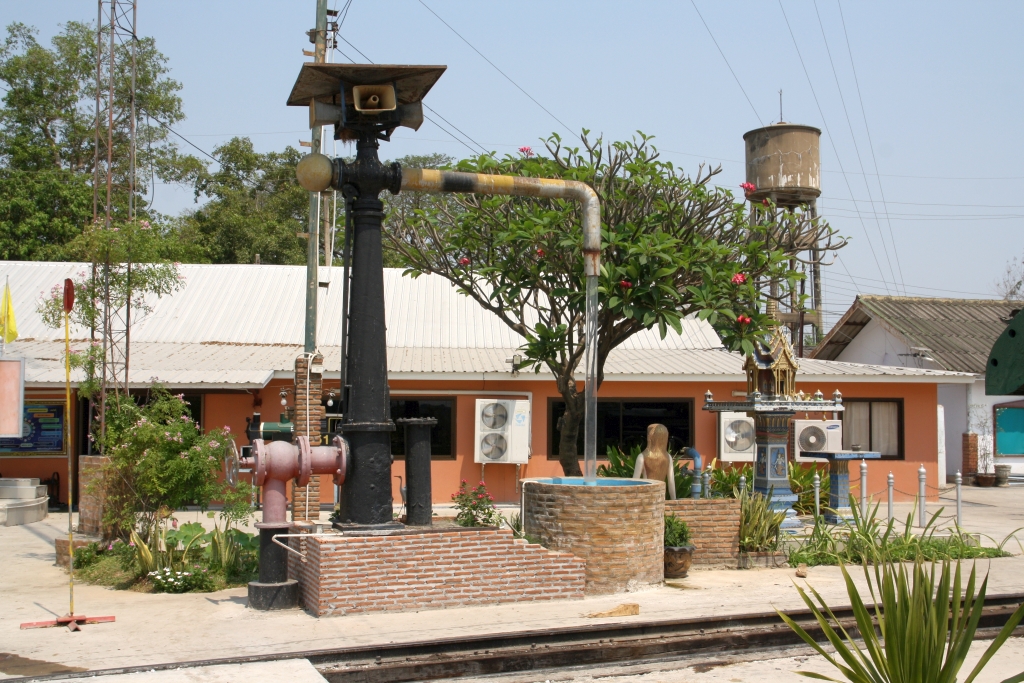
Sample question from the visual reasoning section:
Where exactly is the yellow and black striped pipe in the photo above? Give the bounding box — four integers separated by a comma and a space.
295, 153, 601, 276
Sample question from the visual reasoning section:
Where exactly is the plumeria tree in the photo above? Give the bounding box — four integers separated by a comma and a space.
388, 132, 845, 475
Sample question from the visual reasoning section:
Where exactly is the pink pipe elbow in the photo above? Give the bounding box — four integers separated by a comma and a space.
248, 436, 349, 525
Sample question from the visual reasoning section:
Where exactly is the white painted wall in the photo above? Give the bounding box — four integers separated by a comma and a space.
938, 383, 967, 476
836, 319, 910, 366
967, 379, 1024, 474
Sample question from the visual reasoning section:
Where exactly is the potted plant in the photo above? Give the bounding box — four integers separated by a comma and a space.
664, 514, 695, 579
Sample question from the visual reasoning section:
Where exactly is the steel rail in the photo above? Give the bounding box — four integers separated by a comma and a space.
15, 592, 1024, 682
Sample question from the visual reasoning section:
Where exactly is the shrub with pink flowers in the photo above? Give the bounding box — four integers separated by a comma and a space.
451, 480, 503, 527
100, 384, 252, 540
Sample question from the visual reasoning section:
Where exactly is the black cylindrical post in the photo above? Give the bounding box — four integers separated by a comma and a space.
248, 524, 298, 610
397, 417, 436, 526
338, 135, 399, 526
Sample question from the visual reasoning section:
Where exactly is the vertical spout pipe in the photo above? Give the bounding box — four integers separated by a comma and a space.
399, 169, 601, 483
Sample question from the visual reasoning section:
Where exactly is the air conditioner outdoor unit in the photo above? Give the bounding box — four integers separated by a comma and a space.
793, 419, 843, 462
474, 399, 530, 464
718, 411, 755, 461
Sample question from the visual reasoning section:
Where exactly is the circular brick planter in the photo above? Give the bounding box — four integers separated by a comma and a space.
523, 477, 664, 595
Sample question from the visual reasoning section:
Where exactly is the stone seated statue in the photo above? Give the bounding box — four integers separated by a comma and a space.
632, 423, 676, 500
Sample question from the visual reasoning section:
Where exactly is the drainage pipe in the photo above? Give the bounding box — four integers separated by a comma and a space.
399, 169, 602, 483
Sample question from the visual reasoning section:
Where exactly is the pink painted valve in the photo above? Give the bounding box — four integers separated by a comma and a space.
240, 435, 348, 525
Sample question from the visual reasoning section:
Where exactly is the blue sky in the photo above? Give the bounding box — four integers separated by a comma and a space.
7, 1, 1024, 329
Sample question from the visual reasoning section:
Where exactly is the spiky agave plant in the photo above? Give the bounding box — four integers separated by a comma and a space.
778, 559, 1024, 683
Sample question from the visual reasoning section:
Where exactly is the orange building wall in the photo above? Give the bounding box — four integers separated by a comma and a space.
152, 376, 947, 509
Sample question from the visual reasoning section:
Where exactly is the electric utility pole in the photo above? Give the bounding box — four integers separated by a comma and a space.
304, 0, 328, 353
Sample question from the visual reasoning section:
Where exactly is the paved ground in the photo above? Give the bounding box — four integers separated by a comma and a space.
1, 487, 1021, 680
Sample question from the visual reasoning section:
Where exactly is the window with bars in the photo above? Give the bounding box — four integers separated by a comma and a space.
841, 399, 903, 459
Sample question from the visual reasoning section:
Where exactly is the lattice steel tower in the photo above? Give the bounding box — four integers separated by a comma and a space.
93, 0, 138, 436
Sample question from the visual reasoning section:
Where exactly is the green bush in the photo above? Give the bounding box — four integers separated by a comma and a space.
98, 384, 245, 539
71, 541, 102, 569
707, 460, 752, 498
599, 444, 694, 499
740, 490, 785, 552
664, 514, 692, 547
788, 503, 1016, 567
788, 462, 829, 515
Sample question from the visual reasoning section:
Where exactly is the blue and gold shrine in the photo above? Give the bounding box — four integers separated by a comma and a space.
703, 329, 844, 526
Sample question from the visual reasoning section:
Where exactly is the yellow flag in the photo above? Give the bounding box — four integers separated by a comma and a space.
1, 282, 16, 344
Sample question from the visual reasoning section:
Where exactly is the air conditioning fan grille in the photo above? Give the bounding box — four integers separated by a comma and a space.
724, 420, 755, 452
480, 403, 508, 430
480, 433, 508, 460
799, 425, 828, 452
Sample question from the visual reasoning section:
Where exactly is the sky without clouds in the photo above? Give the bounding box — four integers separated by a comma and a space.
7, 1, 1023, 331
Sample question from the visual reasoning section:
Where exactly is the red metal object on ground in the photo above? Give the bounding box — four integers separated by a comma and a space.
20, 613, 115, 631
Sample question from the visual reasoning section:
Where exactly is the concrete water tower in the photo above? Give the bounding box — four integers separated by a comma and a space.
743, 122, 823, 352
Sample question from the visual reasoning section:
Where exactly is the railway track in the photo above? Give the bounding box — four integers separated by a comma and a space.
18, 593, 1024, 682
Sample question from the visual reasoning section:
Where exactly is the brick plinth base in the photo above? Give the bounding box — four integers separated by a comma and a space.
963, 433, 978, 475
524, 479, 664, 594
664, 499, 741, 569
78, 456, 109, 537
295, 528, 585, 616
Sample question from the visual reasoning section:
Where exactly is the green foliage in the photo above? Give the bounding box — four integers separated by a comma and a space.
0, 21, 198, 258
388, 132, 844, 474
36, 219, 184, 334
175, 137, 308, 265
788, 503, 1017, 568
664, 514, 692, 547
707, 459, 752, 498
778, 559, 1024, 683
598, 444, 694, 499
789, 462, 830, 516
72, 541, 102, 569
740, 490, 785, 552
99, 385, 240, 539
451, 480, 503, 527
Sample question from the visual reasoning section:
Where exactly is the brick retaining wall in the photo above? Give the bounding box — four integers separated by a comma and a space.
664, 499, 740, 569
78, 456, 109, 537
295, 528, 585, 616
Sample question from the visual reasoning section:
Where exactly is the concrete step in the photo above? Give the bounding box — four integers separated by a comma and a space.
0, 485, 48, 499
0, 478, 41, 487
0, 496, 48, 526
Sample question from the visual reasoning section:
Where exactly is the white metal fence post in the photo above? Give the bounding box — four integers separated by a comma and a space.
739, 474, 747, 498
955, 470, 963, 528
887, 471, 894, 522
860, 459, 868, 518
918, 465, 927, 528
813, 472, 820, 519
702, 468, 710, 499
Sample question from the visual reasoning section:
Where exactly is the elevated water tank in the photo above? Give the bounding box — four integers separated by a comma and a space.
743, 123, 821, 206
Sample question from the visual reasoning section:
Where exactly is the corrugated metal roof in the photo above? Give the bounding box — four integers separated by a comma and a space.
810, 295, 1018, 373
1, 261, 721, 350
1, 262, 974, 386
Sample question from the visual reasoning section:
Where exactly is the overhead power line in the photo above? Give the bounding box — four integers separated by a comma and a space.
777, 0, 891, 295
332, 39, 487, 156
688, 0, 764, 128
416, 0, 579, 140
835, 0, 907, 297
812, 0, 904, 295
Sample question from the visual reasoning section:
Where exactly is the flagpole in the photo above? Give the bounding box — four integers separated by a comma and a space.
2, 274, 7, 358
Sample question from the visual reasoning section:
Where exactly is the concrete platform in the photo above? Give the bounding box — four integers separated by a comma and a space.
40, 659, 327, 682
0, 485, 47, 499
1, 491, 1021, 679
0, 496, 48, 526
